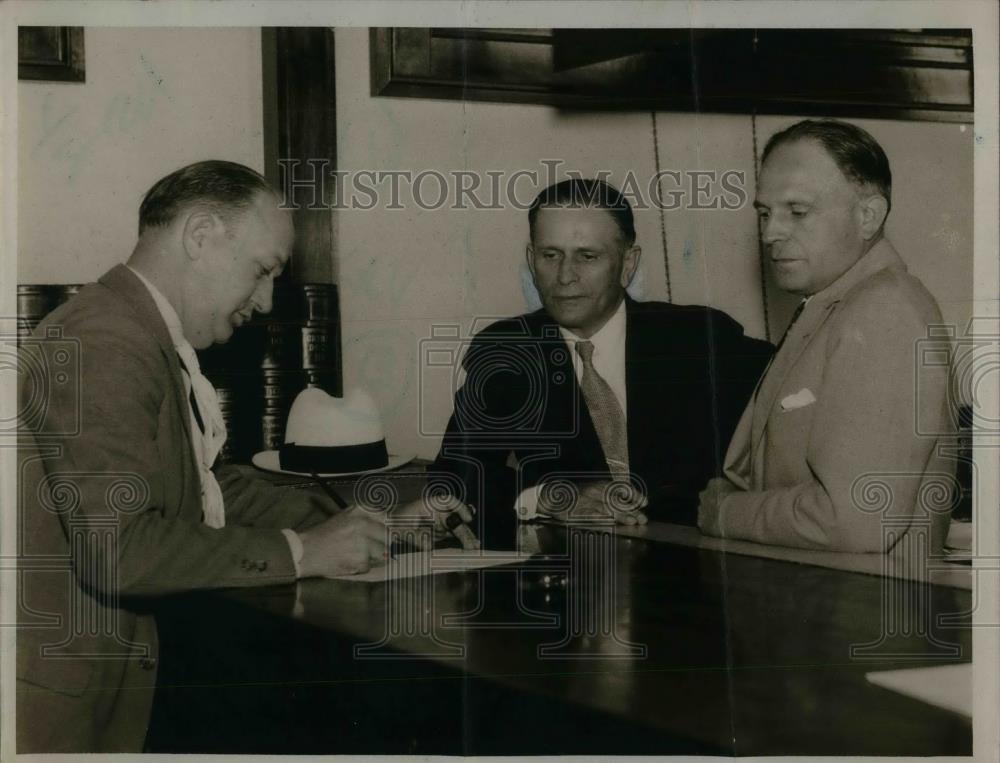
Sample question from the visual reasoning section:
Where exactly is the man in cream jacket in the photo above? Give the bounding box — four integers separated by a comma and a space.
697, 119, 955, 554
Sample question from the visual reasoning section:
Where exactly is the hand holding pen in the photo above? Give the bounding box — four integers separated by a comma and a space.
443, 504, 479, 549
392, 494, 479, 551
309, 474, 479, 551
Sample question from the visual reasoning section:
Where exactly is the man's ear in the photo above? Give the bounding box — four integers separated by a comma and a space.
182, 207, 224, 261
857, 195, 889, 241
525, 244, 537, 282
620, 245, 641, 287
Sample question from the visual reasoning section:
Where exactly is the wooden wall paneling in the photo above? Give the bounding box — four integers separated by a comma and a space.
18, 26, 85, 82
263, 27, 342, 396
370, 28, 973, 123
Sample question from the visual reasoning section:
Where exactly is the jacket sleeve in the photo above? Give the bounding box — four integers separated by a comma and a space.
23, 313, 301, 598
428, 333, 518, 545
216, 466, 330, 532
716, 288, 950, 552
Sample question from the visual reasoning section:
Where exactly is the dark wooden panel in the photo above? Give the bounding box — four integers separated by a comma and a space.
372, 27, 558, 105
273, 27, 337, 284
260, 27, 343, 397
18, 26, 85, 82
751, 29, 973, 120
371, 28, 973, 123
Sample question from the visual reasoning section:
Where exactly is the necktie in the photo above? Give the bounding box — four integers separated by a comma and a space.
175, 344, 227, 529
576, 340, 629, 476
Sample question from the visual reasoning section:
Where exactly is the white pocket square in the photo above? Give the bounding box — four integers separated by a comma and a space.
780, 388, 817, 411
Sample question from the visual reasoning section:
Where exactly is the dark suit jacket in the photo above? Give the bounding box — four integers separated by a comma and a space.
17, 265, 328, 752
431, 297, 773, 544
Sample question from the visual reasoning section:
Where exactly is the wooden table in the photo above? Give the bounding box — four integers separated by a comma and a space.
146, 474, 972, 755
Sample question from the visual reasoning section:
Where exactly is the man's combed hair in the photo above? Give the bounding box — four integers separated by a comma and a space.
138, 160, 273, 235
528, 178, 636, 247
762, 119, 893, 216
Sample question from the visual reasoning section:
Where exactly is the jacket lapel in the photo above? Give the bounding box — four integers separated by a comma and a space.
533, 309, 607, 472
98, 264, 201, 509
749, 239, 907, 463
749, 299, 833, 457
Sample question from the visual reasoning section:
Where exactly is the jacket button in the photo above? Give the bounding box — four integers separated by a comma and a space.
255, 560, 268, 572
139, 657, 157, 671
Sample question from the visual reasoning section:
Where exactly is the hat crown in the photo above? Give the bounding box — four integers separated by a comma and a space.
284, 387, 384, 447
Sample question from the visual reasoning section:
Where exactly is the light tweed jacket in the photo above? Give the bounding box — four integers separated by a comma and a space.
17, 264, 326, 752
718, 239, 956, 553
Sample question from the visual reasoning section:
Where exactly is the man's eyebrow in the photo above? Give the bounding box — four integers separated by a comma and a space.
754, 196, 814, 209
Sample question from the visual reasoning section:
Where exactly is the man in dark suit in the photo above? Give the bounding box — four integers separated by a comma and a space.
430, 179, 773, 545
16, 161, 474, 752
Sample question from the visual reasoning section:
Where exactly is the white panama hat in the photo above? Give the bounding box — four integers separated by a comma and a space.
252, 386, 413, 477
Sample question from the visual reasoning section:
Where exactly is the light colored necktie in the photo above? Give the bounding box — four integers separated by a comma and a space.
576, 340, 629, 476
175, 343, 227, 529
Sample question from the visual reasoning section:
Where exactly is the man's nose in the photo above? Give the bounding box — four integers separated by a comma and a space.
761, 214, 787, 245
253, 279, 274, 315
556, 259, 578, 285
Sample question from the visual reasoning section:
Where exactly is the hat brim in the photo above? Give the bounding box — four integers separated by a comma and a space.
251, 450, 415, 478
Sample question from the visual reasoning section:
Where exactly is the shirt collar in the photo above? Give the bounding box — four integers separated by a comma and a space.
558, 297, 627, 355
126, 265, 187, 349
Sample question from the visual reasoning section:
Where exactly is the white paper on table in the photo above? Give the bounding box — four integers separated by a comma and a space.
332, 550, 532, 583
865, 663, 972, 718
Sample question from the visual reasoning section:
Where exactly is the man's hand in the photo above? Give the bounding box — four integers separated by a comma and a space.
298, 492, 480, 578
537, 479, 648, 525
297, 506, 390, 578
389, 494, 480, 550
697, 477, 738, 537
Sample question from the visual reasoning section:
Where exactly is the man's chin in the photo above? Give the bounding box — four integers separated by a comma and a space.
544, 300, 610, 336
548, 310, 583, 329
772, 273, 810, 296
213, 323, 236, 344
545, 300, 586, 321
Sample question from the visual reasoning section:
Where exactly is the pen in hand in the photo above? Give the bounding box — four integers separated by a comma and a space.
310, 472, 348, 513
310, 472, 396, 560
444, 504, 480, 549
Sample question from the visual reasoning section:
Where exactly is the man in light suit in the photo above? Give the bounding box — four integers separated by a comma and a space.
697, 120, 955, 553
431, 179, 773, 546
16, 161, 474, 752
